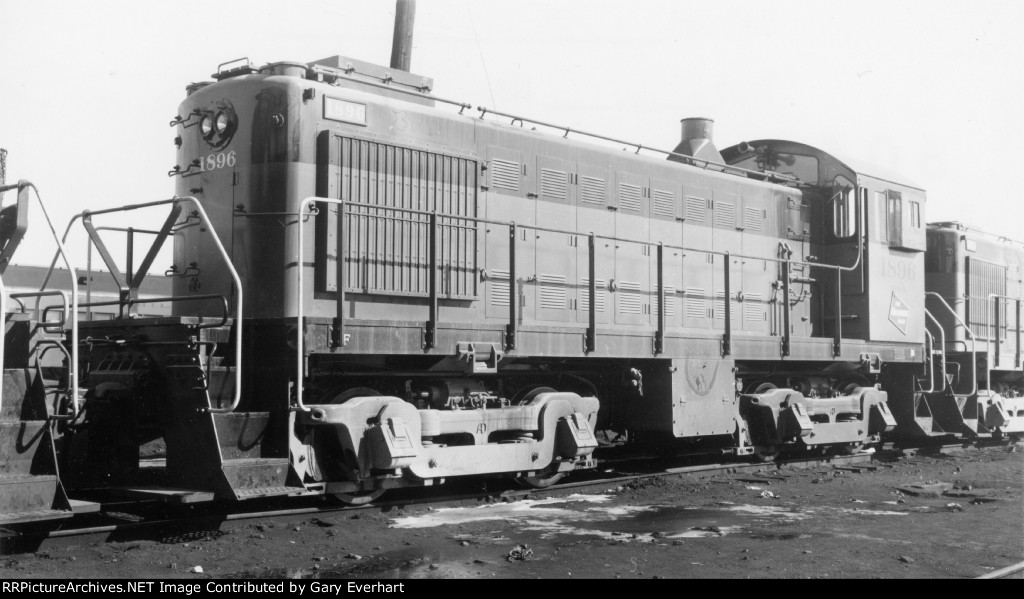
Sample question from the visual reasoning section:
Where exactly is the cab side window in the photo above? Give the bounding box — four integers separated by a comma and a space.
874, 191, 888, 242
887, 190, 903, 247
830, 175, 856, 238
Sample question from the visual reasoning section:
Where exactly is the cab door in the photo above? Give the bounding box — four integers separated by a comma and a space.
820, 175, 866, 339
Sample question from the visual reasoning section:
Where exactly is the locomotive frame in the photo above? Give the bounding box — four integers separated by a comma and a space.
0, 53, 1021, 526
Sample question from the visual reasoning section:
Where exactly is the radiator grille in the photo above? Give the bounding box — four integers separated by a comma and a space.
329, 137, 478, 299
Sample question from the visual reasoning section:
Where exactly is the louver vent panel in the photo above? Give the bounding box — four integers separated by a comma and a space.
580, 278, 607, 312
715, 201, 736, 228
540, 168, 568, 200
580, 176, 607, 205
618, 281, 643, 314
489, 269, 510, 307
685, 196, 707, 221
490, 159, 520, 192
745, 207, 765, 232
685, 288, 708, 319
539, 274, 567, 310
619, 183, 643, 212
653, 189, 675, 218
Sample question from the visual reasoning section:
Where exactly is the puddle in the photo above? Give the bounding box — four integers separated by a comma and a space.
236, 495, 912, 580
389, 494, 816, 543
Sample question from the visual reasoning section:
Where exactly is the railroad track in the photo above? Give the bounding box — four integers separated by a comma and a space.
976, 560, 1024, 579
0, 438, 1011, 557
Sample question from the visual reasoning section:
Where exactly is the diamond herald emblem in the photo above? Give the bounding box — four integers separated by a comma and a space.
889, 292, 909, 335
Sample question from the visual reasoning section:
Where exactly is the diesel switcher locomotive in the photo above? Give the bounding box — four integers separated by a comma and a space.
1, 54, 1021, 525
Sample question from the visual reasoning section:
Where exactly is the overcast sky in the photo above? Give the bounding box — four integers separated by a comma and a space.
1, 0, 1022, 266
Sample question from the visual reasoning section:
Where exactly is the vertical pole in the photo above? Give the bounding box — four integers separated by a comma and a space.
0, 148, 6, 202
655, 243, 664, 354
781, 259, 791, 357
86, 239, 93, 321
964, 257, 971, 336
995, 296, 1001, 367
334, 201, 346, 347
425, 210, 437, 349
506, 222, 517, 350
586, 233, 596, 353
390, 0, 417, 72
126, 227, 135, 286
124, 227, 134, 317
1016, 299, 1021, 368
833, 267, 843, 357
722, 252, 731, 356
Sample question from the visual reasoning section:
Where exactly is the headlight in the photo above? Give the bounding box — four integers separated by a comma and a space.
200, 114, 214, 137
215, 111, 230, 134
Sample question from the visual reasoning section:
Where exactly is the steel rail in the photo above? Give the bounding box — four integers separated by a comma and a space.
976, 559, 1024, 579
13, 449, 879, 545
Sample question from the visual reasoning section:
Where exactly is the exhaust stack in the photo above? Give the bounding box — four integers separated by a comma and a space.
390, 0, 416, 72
670, 117, 725, 165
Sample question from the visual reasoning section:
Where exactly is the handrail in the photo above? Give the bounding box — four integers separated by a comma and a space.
926, 292, 977, 395
10, 290, 70, 333
85, 226, 162, 320
320, 199, 859, 275
41, 196, 242, 414
79, 294, 229, 329
294, 198, 339, 412
292, 195, 869, 393
923, 308, 947, 393
475, 106, 798, 185
0, 272, 5, 416
0, 181, 80, 420
922, 328, 936, 392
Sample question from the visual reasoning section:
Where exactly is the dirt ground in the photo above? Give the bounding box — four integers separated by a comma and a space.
3, 444, 1022, 579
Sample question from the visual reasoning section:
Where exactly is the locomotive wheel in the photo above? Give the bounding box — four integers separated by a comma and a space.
331, 488, 386, 506
841, 442, 865, 455
751, 446, 779, 462
510, 386, 556, 405
512, 386, 563, 488
311, 387, 388, 506
837, 376, 869, 396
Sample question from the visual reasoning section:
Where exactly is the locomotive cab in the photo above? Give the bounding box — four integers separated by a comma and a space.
723, 139, 926, 346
